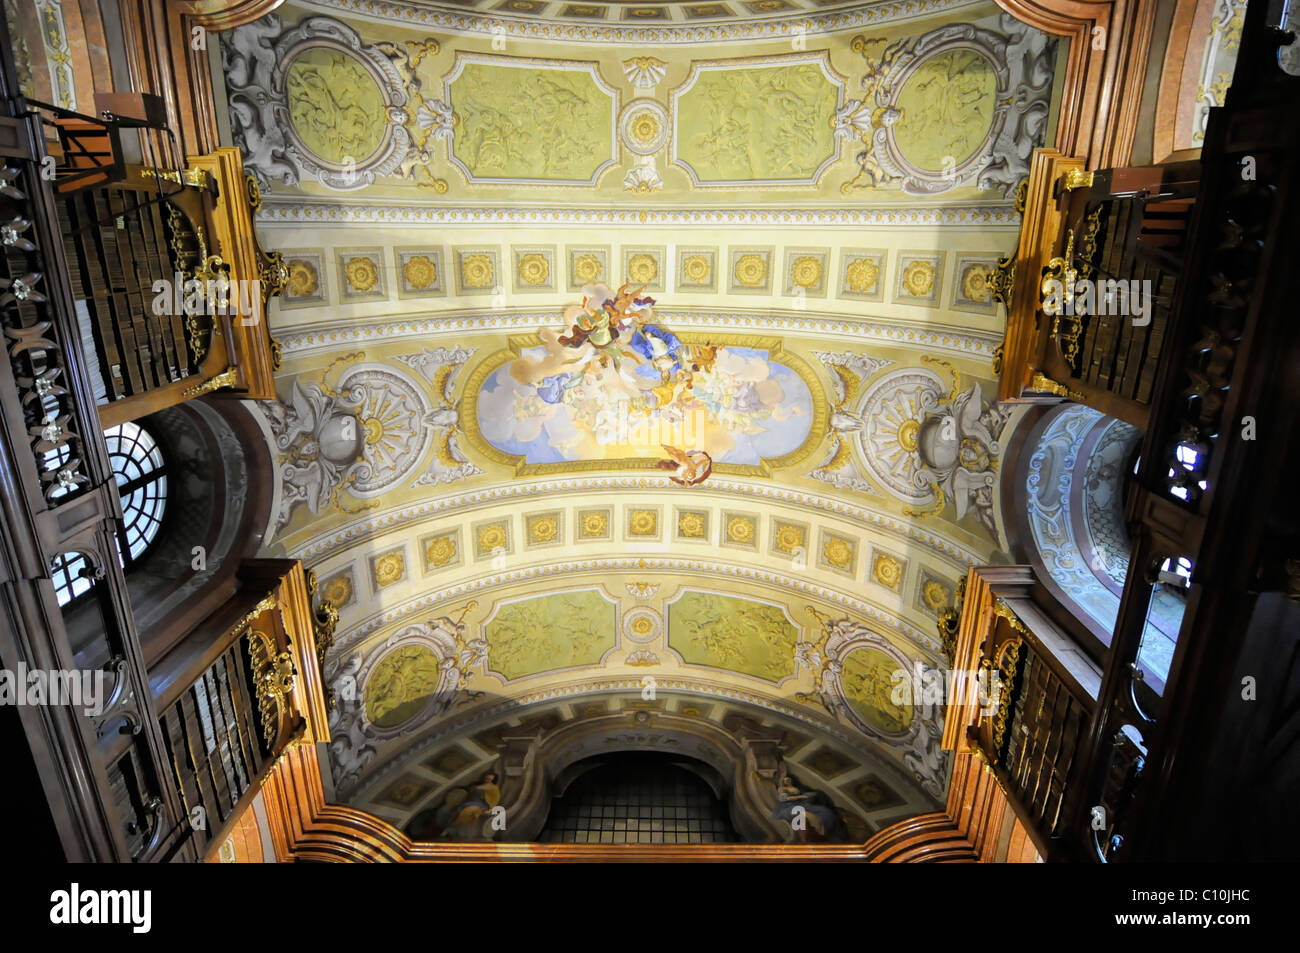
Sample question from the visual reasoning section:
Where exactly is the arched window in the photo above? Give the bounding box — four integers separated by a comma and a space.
52, 422, 168, 606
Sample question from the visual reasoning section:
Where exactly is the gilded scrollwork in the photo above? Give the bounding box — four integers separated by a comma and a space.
244, 596, 298, 749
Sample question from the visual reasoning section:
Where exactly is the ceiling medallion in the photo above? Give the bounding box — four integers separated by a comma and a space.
227, 15, 423, 191
619, 99, 670, 156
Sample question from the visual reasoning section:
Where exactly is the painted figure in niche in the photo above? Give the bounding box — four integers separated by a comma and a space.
771, 772, 848, 843
406, 769, 502, 842
482, 282, 811, 472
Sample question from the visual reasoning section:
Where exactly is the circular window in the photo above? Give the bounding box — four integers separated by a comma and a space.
104, 422, 167, 562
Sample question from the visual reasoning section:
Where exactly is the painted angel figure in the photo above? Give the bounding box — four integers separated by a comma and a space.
407, 770, 502, 842
558, 281, 655, 354
658, 445, 712, 486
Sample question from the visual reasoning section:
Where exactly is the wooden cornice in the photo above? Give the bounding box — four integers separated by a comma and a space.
996, 0, 1159, 169
119, 1, 285, 158
173, 0, 287, 32
252, 726, 1035, 862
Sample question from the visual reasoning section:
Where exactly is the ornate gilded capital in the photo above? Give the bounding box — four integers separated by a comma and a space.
1028, 371, 1083, 401
305, 567, 341, 709
183, 367, 240, 398
141, 167, 214, 191
245, 172, 288, 310
992, 597, 1029, 636
1061, 168, 1094, 192
936, 576, 967, 664
989, 254, 1015, 308
248, 627, 298, 749
1077, 206, 1103, 280
990, 636, 1024, 761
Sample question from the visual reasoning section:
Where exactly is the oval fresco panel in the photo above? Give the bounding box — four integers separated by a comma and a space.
285, 47, 388, 166
891, 48, 997, 173
839, 646, 914, 735
364, 645, 443, 729
473, 340, 815, 469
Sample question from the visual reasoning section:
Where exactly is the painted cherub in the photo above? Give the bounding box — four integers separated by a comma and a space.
658, 445, 712, 486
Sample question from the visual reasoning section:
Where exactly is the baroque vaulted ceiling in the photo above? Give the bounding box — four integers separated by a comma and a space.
222, 0, 1065, 838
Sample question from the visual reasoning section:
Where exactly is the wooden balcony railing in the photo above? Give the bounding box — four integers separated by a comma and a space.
0, 38, 189, 860
57, 181, 199, 400
147, 560, 331, 860
956, 3, 1300, 862
994, 151, 1199, 429
1001, 645, 1091, 839
25, 95, 283, 426
1078, 4, 1300, 860
944, 566, 1104, 861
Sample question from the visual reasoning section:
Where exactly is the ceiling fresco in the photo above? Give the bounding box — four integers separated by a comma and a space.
228, 0, 1062, 840
223, 0, 1061, 207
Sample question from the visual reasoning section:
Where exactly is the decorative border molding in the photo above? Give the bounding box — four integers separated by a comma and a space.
328, 555, 945, 664
279, 474, 986, 571
478, 586, 624, 683
669, 51, 847, 189
256, 199, 1022, 227
298, 0, 985, 45
33, 0, 76, 110
659, 587, 805, 688
442, 51, 620, 188
273, 309, 1003, 359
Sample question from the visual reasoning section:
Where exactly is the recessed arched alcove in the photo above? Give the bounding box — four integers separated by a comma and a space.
124, 398, 276, 664
1004, 403, 1182, 685
536, 752, 739, 845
